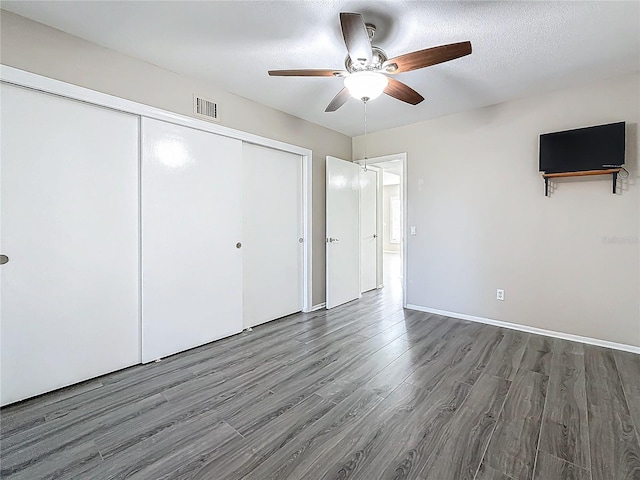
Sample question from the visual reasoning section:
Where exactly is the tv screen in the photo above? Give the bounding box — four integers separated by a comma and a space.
539, 122, 625, 173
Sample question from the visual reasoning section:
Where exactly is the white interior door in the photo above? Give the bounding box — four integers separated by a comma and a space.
360, 168, 378, 293
326, 156, 360, 309
243, 143, 303, 328
141, 118, 243, 362
0, 84, 139, 406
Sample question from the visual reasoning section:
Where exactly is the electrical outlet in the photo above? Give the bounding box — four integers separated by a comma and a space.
496, 289, 505, 301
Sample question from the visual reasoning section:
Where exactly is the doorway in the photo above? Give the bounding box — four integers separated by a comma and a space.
356, 154, 407, 306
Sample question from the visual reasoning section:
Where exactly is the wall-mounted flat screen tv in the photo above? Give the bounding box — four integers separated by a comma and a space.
539, 122, 625, 173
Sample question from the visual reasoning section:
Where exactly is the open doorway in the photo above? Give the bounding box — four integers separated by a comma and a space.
356, 153, 407, 306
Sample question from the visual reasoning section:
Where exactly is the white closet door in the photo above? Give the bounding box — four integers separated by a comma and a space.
360, 168, 378, 293
242, 143, 302, 328
141, 118, 243, 362
0, 84, 139, 406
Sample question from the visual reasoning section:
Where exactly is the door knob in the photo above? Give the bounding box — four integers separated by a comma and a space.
0, 254, 8, 265
236, 242, 242, 249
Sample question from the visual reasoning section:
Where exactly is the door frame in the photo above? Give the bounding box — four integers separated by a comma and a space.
0, 65, 314, 315
355, 153, 408, 307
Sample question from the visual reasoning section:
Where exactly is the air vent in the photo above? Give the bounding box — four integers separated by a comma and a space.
193, 94, 219, 122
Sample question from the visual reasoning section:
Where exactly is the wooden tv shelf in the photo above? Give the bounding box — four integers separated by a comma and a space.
541, 168, 621, 196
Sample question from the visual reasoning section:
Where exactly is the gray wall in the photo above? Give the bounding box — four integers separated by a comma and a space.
354, 73, 640, 347
0, 10, 352, 307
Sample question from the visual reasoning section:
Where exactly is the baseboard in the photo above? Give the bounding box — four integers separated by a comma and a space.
405, 304, 640, 355
310, 302, 326, 312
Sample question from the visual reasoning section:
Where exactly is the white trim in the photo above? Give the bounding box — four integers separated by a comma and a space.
406, 304, 640, 355
1, 66, 310, 156
355, 153, 408, 308
137, 116, 143, 364
1, 65, 314, 314
302, 149, 313, 313
310, 302, 326, 311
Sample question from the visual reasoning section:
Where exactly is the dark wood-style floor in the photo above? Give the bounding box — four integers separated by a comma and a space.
1, 271, 639, 479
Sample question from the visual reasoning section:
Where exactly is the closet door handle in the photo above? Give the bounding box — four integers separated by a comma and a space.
236, 242, 242, 249
0, 254, 8, 265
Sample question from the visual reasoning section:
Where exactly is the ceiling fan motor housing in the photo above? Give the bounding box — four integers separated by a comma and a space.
345, 46, 388, 73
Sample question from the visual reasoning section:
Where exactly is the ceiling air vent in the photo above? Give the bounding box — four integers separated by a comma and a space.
193, 94, 219, 122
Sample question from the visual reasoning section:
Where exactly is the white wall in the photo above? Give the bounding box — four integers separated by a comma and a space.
0, 10, 351, 307
354, 73, 640, 347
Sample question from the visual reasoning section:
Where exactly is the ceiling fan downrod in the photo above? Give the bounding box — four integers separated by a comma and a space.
363, 99, 368, 172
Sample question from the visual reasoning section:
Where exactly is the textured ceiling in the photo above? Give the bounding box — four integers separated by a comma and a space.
3, 1, 639, 136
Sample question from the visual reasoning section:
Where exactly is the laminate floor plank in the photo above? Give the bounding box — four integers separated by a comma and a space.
361, 349, 421, 398
533, 451, 591, 480
0, 364, 195, 439
293, 301, 401, 344
415, 374, 511, 480
475, 462, 513, 480
0, 378, 104, 430
614, 349, 640, 440
538, 345, 590, 469
483, 369, 547, 480
399, 323, 473, 376
450, 328, 505, 386
89, 413, 244, 479
584, 345, 640, 480
187, 327, 365, 379
520, 336, 554, 376
553, 338, 585, 355
357, 309, 417, 338
1, 394, 166, 477
92, 380, 261, 460
261, 335, 407, 399
295, 380, 472, 480
243, 387, 385, 480
352, 380, 473, 480
405, 328, 503, 393
482, 330, 528, 381
313, 335, 412, 402
161, 361, 278, 407
2, 285, 637, 480
171, 393, 341, 480
0, 440, 103, 480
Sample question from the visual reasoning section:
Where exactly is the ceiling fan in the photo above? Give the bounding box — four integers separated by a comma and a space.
268, 12, 472, 112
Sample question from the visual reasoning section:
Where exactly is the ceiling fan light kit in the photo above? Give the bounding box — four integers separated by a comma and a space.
268, 12, 472, 112
344, 71, 389, 101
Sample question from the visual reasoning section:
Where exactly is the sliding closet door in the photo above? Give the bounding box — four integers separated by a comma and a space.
0, 84, 139, 406
141, 118, 243, 362
242, 143, 303, 328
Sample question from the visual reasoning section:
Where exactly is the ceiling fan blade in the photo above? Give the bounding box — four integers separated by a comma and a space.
325, 88, 351, 112
268, 69, 347, 77
340, 12, 373, 66
383, 41, 472, 74
384, 78, 424, 105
